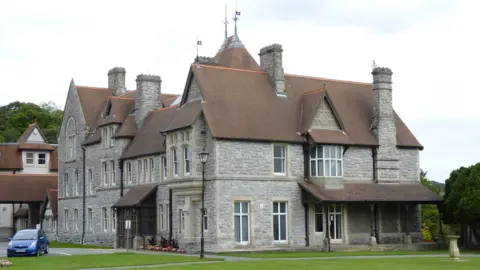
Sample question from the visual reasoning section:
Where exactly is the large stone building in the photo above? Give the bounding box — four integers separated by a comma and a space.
56, 30, 441, 251
0, 122, 58, 240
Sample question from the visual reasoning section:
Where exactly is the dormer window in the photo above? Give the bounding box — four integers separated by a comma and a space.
26, 153, 34, 165
38, 153, 46, 165
310, 145, 343, 177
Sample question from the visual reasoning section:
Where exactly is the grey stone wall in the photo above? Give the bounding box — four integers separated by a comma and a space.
185, 77, 203, 103
135, 75, 162, 128
347, 203, 371, 244
259, 44, 285, 95
311, 98, 341, 130
398, 149, 420, 182
343, 147, 373, 181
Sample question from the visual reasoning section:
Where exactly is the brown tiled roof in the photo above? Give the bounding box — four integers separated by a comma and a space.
308, 130, 353, 145
49, 148, 58, 171
298, 180, 442, 203
119, 106, 179, 159
112, 184, 158, 208
40, 189, 58, 218
114, 115, 137, 138
97, 97, 134, 127
0, 174, 57, 203
18, 143, 56, 151
0, 144, 23, 170
299, 90, 325, 133
193, 64, 422, 148
14, 208, 29, 218
76, 86, 112, 129
214, 35, 261, 71
160, 100, 202, 132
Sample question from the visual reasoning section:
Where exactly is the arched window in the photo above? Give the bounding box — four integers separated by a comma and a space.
66, 117, 76, 160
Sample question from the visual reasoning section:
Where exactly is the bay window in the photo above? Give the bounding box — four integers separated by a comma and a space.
310, 145, 343, 177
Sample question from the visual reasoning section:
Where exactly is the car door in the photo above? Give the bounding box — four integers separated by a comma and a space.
38, 230, 46, 251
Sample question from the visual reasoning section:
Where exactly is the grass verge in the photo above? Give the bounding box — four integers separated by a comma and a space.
216, 249, 479, 258
147, 257, 480, 270
3, 253, 221, 270
48, 241, 113, 249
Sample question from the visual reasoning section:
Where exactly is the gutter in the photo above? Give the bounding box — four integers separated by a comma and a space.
169, 189, 173, 244
81, 145, 86, 245
119, 160, 124, 197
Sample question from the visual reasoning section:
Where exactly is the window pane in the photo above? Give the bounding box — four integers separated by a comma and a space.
337, 146, 342, 159
315, 203, 322, 213
331, 160, 336, 176
280, 202, 286, 213
234, 202, 240, 214
241, 202, 248, 213
241, 216, 249, 241
274, 145, 282, 158
274, 159, 283, 173
280, 215, 287, 240
319, 160, 324, 176
310, 161, 316, 176
318, 146, 323, 158
310, 148, 316, 158
315, 213, 323, 232
337, 161, 342, 176
324, 160, 330, 176
329, 204, 335, 213
273, 202, 278, 213
336, 214, 342, 239
273, 215, 279, 240
234, 216, 240, 242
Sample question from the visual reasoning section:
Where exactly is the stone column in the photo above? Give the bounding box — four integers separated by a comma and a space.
404, 204, 412, 245
447, 235, 460, 260
369, 204, 377, 246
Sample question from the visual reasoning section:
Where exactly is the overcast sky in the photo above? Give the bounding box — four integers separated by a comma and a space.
1, 0, 478, 182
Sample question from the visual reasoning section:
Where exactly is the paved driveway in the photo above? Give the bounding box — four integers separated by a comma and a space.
0, 242, 117, 257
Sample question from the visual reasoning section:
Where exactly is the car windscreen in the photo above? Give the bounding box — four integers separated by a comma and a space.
12, 230, 37, 240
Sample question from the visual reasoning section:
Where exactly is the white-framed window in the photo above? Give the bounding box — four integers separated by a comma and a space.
159, 204, 164, 231
273, 145, 286, 175
66, 117, 76, 160
74, 171, 79, 195
102, 207, 108, 232
315, 203, 324, 232
185, 131, 190, 141
64, 173, 69, 197
149, 158, 154, 182
234, 201, 250, 244
273, 202, 288, 242
109, 126, 115, 147
111, 208, 116, 232
73, 209, 79, 230
102, 161, 108, 186
110, 161, 116, 186
166, 204, 170, 231
38, 153, 46, 165
138, 160, 143, 184
88, 208, 93, 231
183, 146, 190, 175
126, 162, 132, 184
161, 156, 167, 180
203, 209, 208, 231
88, 169, 93, 194
179, 210, 185, 233
26, 152, 34, 165
172, 149, 178, 176
329, 204, 343, 240
143, 159, 148, 183
310, 145, 343, 177
64, 209, 69, 231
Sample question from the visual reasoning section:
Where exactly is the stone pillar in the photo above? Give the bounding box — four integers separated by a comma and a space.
259, 44, 285, 95
108, 67, 126, 96
369, 204, 377, 246
447, 235, 460, 260
404, 204, 412, 245
135, 74, 162, 127
371, 67, 399, 182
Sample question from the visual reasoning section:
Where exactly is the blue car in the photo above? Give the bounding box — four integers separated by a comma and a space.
6, 229, 49, 257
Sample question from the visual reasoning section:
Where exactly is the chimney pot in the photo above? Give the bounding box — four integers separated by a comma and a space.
134, 74, 162, 127
108, 67, 126, 96
259, 44, 285, 96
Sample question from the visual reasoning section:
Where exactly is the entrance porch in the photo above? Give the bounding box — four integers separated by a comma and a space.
298, 179, 442, 250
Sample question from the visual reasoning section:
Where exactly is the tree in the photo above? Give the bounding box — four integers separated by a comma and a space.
443, 163, 480, 248
420, 170, 441, 238
0, 101, 63, 143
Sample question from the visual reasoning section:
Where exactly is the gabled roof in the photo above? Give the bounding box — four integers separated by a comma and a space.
214, 35, 261, 71
40, 189, 58, 218
17, 122, 48, 144
112, 184, 158, 208
299, 89, 325, 134
0, 144, 23, 170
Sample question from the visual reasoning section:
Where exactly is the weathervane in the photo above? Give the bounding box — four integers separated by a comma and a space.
223, 4, 229, 39
233, 0, 241, 36
372, 57, 377, 69
195, 35, 202, 68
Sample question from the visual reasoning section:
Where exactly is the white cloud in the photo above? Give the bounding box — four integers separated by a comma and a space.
0, 0, 478, 182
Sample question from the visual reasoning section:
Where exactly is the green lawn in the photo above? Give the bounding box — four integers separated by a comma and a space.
3, 253, 221, 270
149, 257, 480, 270
49, 241, 113, 249
217, 249, 478, 258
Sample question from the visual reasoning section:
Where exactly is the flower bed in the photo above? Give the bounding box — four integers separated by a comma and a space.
140, 245, 187, 253
0, 260, 12, 268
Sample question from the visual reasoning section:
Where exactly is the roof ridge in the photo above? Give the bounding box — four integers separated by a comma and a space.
76, 85, 111, 91
302, 89, 325, 96
193, 64, 266, 74
111, 96, 134, 101
285, 73, 370, 86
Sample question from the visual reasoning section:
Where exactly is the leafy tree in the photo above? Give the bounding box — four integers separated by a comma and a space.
0, 101, 62, 143
443, 163, 480, 247
420, 169, 441, 238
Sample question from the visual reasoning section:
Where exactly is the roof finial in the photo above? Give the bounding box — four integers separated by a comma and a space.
233, 0, 241, 36
223, 4, 229, 39
372, 57, 377, 69
195, 35, 202, 68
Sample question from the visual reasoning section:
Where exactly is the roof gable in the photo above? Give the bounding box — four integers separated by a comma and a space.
18, 122, 47, 144
214, 35, 261, 71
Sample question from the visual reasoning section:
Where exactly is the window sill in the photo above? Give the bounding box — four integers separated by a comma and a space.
65, 159, 77, 164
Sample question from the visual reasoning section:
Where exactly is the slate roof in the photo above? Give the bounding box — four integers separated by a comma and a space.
112, 184, 158, 208
0, 174, 57, 203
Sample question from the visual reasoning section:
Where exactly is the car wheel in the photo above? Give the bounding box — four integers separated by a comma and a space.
36, 247, 40, 256
44, 245, 49, 254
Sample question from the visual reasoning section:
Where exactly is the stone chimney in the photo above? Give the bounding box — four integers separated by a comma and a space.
108, 67, 126, 96
135, 74, 162, 127
259, 44, 285, 96
371, 67, 399, 182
